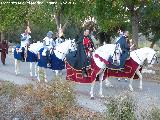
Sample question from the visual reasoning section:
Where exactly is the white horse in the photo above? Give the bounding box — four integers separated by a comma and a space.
14, 42, 43, 76
90, 47, 157, 99
37, 39, 77, 82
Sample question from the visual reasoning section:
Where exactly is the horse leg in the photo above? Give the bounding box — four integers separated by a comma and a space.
136, 69, 143, 90
55, 70, 59, 76
99, 72, 104, 98
30, 62, 33, 77
105, 78, 113, 87
17, 60, 20, 74
90, 80, 96, 99
43, 68, 47, 82
129, 74, 135, 91
15, 59, 18, 75
34, 62, 38, 77
59, 70, 63, 76
37, 66, 40, 82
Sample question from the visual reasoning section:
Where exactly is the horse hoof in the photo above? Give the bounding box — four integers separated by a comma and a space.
90, 97, 95, 100
105, 84, 113, 88
99, 94, 104, 98
129, 88, 134, 92
139, 87, 143, 90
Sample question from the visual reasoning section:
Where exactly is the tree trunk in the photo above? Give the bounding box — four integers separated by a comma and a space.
0, 31, 4, 42
62, 20, 69, 33
150, 40, 156, 48
131, 11, 139, 48
55, 12, 61, 31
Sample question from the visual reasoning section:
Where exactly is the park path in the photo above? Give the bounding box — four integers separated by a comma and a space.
0, 53, 160, 113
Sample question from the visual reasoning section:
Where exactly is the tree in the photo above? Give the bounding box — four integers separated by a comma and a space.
140, 0, 160, 48
0, 0, 29, 41
95, 0, 154, 48
49, 0, 96, 34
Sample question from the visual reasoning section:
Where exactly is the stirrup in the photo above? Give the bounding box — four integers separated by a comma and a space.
82, 69, 88, 77
47, 63, 51, 68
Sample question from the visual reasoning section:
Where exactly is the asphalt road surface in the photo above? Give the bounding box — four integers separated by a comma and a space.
0, 53, 160, 113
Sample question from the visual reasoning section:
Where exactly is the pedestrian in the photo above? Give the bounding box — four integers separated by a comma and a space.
0, 40, 9, 65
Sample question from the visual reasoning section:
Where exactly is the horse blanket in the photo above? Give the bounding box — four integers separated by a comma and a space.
14, 45, 37, 62
66, 56, 142, 83
66, 58, 101, 83
103, 58, 142, 79
38, 48, 65, 70
50, 51, 65, 70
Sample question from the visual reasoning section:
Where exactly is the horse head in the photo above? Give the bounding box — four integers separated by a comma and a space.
112, 43, 122, 66
69, 39, 77, 52
146, 48, 158, 66
54, 39, 76, 60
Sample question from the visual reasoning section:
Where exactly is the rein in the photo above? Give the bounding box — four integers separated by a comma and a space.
134, 50, 157, 65
149, 54, 158, 64
134, 50, 142, 62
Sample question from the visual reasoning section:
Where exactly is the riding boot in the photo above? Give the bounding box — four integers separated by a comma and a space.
46, 50, 51, 68
82, 68, 88, 77
21, 52, 25, 62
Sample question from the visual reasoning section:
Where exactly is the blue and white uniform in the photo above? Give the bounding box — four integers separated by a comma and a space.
43, 31, 54, 50
20, 33, 31, 48
115, 31, 124, 43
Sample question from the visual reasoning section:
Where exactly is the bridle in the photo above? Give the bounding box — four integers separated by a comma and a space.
113, 44, 122, 60
134, 50, 158, 65
134, 50, 142, 63
52, 40, 76, 55
149, 54, 158, 64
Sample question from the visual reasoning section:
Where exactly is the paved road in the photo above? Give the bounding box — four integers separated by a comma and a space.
0, 54, 160, 113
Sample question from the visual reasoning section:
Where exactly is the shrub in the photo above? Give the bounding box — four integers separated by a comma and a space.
0, 81, 17, 99
148, 107, 160, 120
18, 76, 75, 119
106, 93, 136, 120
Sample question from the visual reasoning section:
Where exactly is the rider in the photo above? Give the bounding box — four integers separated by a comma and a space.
20, 26, 31, 61
43, 31, 54, 67
55, 26, 65, 46
128, 39, 135, 51
115, 29, 124, 43
116, 30, 130, 71
76, 29, 95, 77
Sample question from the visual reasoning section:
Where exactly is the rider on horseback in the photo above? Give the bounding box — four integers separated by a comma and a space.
43, 31, 54, 67
76, 29, 95, 77
116, 30, 130, 71
55, 25, 65, 46
20, 26, 31, 61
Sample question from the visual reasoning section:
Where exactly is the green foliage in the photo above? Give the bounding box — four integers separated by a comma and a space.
140, 1, 160, 42
106, 93, 136, 120
149, 107, 160, 120
0, 0, 30, 31
95, 0, 128, 32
